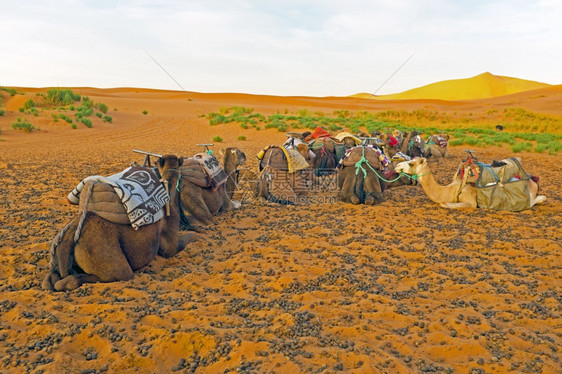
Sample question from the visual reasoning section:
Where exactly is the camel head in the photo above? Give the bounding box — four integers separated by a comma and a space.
158, 154, 183, 177
297, 143, 314, 167
223, 147, 246, 169
395, 157, 429, 179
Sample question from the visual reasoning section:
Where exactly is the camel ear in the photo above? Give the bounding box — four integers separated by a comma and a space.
158, 157, 165, 168
420, 158, 426, 164
218, 149, 225, 158
178, 156, 183, 167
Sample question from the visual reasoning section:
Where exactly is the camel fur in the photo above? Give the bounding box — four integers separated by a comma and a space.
42, 155, 188, 291
337, 146, 385, 205
179, 149, 244, 227
220, 147, 247, 200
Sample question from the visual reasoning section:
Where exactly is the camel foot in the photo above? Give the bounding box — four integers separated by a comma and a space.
350, 195, 360, 204
54, 274, 102, 291
534, 195, 547, 205
42, 271, 61, 291
364, 195, 375, 205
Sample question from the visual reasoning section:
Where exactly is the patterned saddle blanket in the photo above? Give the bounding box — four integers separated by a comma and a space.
182, 153, 228, 190
67, 167, 169, 230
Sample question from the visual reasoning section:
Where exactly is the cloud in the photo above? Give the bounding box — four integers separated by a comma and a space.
1, 0, 560, 95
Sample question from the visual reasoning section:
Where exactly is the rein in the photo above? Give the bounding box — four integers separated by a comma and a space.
353, 146, 417, 184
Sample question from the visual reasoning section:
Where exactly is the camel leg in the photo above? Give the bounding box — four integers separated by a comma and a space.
340, 169, 359, 204
439, 201, 476, 209
364, 173, 383, 205
181, 189, 213, 225
54, 274, 103, 291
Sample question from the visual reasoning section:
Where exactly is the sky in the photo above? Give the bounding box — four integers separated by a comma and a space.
1, 0, 561, 96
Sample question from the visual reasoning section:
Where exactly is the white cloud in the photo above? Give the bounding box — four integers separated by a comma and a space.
1, 0, 560, 95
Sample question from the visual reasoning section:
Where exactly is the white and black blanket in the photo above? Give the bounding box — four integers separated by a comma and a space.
67, 167, 169, 230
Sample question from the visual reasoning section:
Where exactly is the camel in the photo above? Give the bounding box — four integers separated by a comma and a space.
425, 134, 449, 159
308, 137, 339, 176
42, 155, 187, 291
255, 146, 312, 204
178, 149, 244, 226
337, 146, 386, 205
399, 131, 425, 158
395, 157, 546, 210
220, 147, 247, 200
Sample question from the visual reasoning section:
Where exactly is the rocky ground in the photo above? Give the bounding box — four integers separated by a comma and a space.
0, 90, 560, 373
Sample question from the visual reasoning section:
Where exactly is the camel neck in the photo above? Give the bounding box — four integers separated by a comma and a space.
415, 165, 462, 204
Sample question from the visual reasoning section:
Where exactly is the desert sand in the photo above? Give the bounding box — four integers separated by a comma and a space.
0, 85, 561, 374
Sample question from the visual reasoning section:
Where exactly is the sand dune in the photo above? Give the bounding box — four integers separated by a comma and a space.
0, 86, 560, 373
353, 72, 552, 101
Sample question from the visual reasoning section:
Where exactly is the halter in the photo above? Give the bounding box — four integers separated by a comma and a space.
408, 163, 431, 180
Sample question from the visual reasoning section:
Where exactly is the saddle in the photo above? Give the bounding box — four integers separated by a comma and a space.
69, 166, 169, 229
474, 157, 531, 211
181, 153, 228, 190
429, 135, 448, 148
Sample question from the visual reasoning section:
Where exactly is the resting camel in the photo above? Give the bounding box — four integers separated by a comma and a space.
220, 147, 247, 200
255, 146, 312, 204
425, 134, 449, 159
42, 155, 187, 291
179, 149, 245, 226
395, 157, 546, 209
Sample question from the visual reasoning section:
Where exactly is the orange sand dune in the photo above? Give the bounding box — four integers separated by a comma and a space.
353, 72, 552, 101
0, 87, 560, 373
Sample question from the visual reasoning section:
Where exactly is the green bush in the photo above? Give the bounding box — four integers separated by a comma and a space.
237, 135, 246, 141
46, 89, 81, 105
0, 109, 4, 116
81, 118, 93, 128
142, 110, 148, 115
95, 102, 109, 113
95, 112, 103, 118
11, 119, 35, 132
212, 136, 223, 142
103, 115, 113, 123
511, 142, 532, 153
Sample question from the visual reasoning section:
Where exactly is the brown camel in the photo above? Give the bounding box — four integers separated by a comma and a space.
425, 134, 449, 159
42, 155, 187, 291
255, 146, 312, 204
178, 150, 244, 226
337, 146, 385, 205
395, 157, 546, 210
220, 147, 247, 200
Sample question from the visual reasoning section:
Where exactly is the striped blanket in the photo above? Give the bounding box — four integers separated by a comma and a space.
67, 167, 169, 230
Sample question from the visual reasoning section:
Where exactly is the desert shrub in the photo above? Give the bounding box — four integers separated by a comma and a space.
534, 143, 547, 153
237, 135, 246, 141
546, 140, 562, 155
511, 142, 532, 153
0, 87, 17, 96
142, 110, 148, 115
95, 102, 108, 113
81, 118, 93, 128
95, 112, 103, 118
71, 123, 77, 129
59, 114, 73, 124
11, 119, 35, 132
0, 109, 4, 116
46, 89, 80, 105
212, 136, 223, 142
51, 113, 58, 122
103, 115, 113, 123
23, 99, 35, 110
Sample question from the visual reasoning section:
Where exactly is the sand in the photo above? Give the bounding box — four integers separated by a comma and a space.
0, 87, 560, 373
